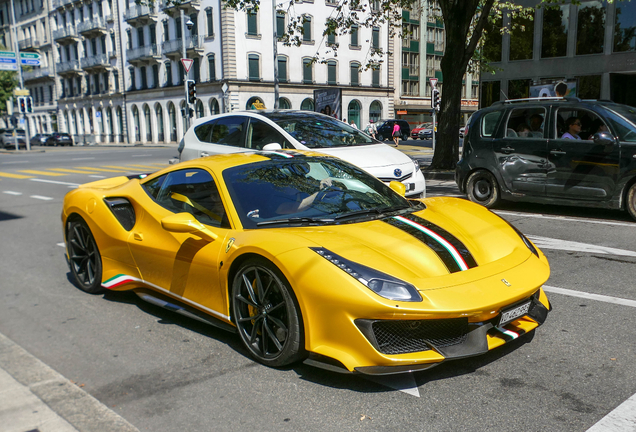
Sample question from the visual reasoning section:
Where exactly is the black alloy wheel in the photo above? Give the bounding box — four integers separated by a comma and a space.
466, 170, 501, 208
626, 183, 636, 221
67, 219, 104, 294
232, 258, 304, 367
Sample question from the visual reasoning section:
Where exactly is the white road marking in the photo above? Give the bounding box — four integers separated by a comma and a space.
30, 195, 54, 201
132, 154, 152, 157
364, 372, 420, 397
1, 160, 28, 164
495, 210, 635, 228
528, 236, 636, 257
543, 286, 636, 308
89, 175, 106, 178
587, 392, 636, 432
30, 178, 80, 187
57, 242, 64, 247
71, 157, 95, 161
3, 191, 22, 195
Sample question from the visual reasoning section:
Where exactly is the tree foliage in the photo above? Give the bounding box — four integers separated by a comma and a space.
0, 71, 18, 115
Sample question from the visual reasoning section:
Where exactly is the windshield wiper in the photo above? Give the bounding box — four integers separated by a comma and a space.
257, 217, 334, 227
333, 206, 413, 223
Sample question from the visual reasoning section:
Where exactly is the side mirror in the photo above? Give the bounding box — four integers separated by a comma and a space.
262, 143, 282, 151
161, 213, 217, 242
593, 131, 615, 146
389, 181, 406, 197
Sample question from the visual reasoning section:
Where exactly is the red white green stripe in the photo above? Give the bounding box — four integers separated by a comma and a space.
102, 274, 141, 289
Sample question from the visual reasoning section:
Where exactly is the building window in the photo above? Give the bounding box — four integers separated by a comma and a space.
206, 8, 214, 37
614, 1, 636, 52
163, 20, 169, 42
327, 60, 337, 84
509, 12, 534, 61
137, 27, 144, 46
372, 27, 380, 49
248, 54, 259, 80
152, 65, 159, 88
327, 31, 336, 45
303, 58, 312, 84
126, 29, 132, 50
369, 100, 382, 122
276, 11, 285, 37
350, 62, 360, 86
247, 9, 258, 36
483, 17, 502, 62
576, 75, 602, 98
508, 79, 531, 99
542, 5, 569, 58
279, 98, 291, 109
347, 100, 361, 128
193, 57, 200, 82
129, 67, 136, 90
576, 1, 605, 55
351, 25, 359, 47
278, 56, 287, 82
208, 54, 216, 81
140, 66, 147, 89
302, 15, 312, 42
372, 65, 380, 87
189, 13, 198, 36
301, 98, 314, 111
165, 61, 172, 86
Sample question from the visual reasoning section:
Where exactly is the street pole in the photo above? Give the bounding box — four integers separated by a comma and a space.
10, 0, 29, 150
272, 2, 279, 109
181, 8, 190, 133
432, 109, 436, 152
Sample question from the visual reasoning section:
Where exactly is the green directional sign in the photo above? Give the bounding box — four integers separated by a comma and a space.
20, 52, 41, 59
0, 51, 16, 58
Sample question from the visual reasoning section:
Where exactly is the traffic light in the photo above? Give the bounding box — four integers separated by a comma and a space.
17, 97, 26, 114
432, 89, 440, 112
187, 80, 196, 104
25, 97, 33, 113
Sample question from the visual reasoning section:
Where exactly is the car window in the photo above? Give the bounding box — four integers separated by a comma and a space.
246, 118, 290, 150
211, 117, 246, 147
194, 121, 214, 142
481, 111, 502, 137
555, 108, 608, 140
505, 107, 546, 138
143, 169, 229, 228
604, 107, 636, 142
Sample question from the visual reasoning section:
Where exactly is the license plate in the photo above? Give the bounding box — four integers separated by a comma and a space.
499, 300, 531, 326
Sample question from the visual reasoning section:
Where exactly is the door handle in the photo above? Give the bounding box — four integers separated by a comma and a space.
550, 150, 566, 156
134, 232, 143, 241
501, 146, 515, 153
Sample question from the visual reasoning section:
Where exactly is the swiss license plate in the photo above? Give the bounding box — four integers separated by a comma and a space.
499, 300, 531, 326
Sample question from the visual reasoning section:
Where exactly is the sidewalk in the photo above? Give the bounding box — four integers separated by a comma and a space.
0, 332, 139, 432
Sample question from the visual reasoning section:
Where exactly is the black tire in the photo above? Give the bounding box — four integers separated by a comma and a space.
377, 134, 384, 142
466, 170, 500, 208
402, 133, 409, 141
626, 183, 636, 221
66, 218, 104, 294
231, 257, 305, 367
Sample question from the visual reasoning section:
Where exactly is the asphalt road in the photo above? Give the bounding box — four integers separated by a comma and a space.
1, 146, 635, 432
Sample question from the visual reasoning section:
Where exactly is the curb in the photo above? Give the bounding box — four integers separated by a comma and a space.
423, 169, 455, 181
0, 332, 139, 432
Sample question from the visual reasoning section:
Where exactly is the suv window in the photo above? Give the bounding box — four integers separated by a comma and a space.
481, 111, 502, 137
213, 117, 246, 147
555, 108, 608, 140
246, 118, 289, 150
505, 107, 546, 138
143, 169, 229, 228
604, 106, 636, 142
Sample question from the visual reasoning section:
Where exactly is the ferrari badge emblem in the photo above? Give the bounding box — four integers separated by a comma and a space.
501, 279, 511, 287
225, 238, 235, 253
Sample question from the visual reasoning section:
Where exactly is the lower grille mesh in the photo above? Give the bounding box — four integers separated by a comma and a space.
371, 318, 469, 355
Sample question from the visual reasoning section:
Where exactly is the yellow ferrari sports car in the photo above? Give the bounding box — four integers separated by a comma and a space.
62, 150, 551, 375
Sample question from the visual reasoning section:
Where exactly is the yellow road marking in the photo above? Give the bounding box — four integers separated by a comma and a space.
126, 164, 161, 169
101, 165, 137, 169
0, 172, 33, 179
50, 168, 100, 174
75, 166, 128, 173
18, 170, 66, 176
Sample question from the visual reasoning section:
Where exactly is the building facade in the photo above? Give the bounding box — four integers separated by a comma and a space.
481, 0, 636, 108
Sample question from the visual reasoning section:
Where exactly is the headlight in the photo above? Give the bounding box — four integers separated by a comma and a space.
412, 159, 421, 172
311, 247, 422, 302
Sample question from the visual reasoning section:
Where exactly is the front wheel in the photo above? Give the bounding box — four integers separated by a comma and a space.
466, 170, 500, 208
626, 183, 636, 221
66, 218, 104, 293
377, 134, 384, 142
232, 258, 305, 367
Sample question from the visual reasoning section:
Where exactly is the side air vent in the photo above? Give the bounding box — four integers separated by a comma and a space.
104, 198, 136, 231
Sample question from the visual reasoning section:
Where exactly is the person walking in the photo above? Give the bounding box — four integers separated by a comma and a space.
365, 120, 377, 139
392, 122, 401, 147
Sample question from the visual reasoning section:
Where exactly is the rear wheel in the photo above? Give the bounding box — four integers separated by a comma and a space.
66, 219, 104, 294
466, 170, 500, 208
377, 134, 384, 142
626, 183, 636, 221
232, 258, 304, 367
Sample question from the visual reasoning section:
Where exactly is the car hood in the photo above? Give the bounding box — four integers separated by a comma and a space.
315, 143, 412, 169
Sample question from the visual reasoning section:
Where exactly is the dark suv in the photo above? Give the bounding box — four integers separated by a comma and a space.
375, 119, 410, 142
45, 132, 73, 146
456, 97, 636, 220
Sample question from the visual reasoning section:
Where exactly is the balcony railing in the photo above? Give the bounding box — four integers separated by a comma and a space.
124, 4, 157, 22
127, 44, 161, 61
162, 35, 205, 54
57, 60, 82, 73
80, 53, 112, 69
23, 67, 52, 81
18, 38, 40, 50
159, 0, 199, 10
77, 17, 108, 34
53, 26, 79, 41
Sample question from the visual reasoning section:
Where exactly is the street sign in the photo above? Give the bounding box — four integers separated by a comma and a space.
429, 77, 438, 88
0, 52, 17, 71
181, 58, 193, 74
14, 89, 30, 96
20, 52, 41, 66
20, 52, 40, 59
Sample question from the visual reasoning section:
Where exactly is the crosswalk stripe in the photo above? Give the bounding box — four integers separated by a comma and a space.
0, 172, 33, 179
126, 164, 162, 169
75, 166, 128, 173
101, 165, 136, 169
30, 195, 54, 201
18, 170, 66, 177
50, 168, 100, 174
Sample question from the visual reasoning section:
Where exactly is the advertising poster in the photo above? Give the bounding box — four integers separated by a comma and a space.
314, 88, 342, 119
529, 80, 577, 98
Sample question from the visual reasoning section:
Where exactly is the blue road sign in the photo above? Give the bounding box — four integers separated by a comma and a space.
0, 57, 17, 63
21, 59, 41, 66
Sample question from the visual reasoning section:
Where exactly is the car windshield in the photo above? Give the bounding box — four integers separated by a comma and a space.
604, 105, 636, 142
259, 112, 376, 148
223, 156, 414, 229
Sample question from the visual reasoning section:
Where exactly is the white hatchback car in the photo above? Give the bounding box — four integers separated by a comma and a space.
179, 110, 426, 198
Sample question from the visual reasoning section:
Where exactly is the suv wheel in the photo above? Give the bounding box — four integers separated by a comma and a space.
377, 134, 384, 141
466, 170, 500, 208
626, 183, 636, 221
